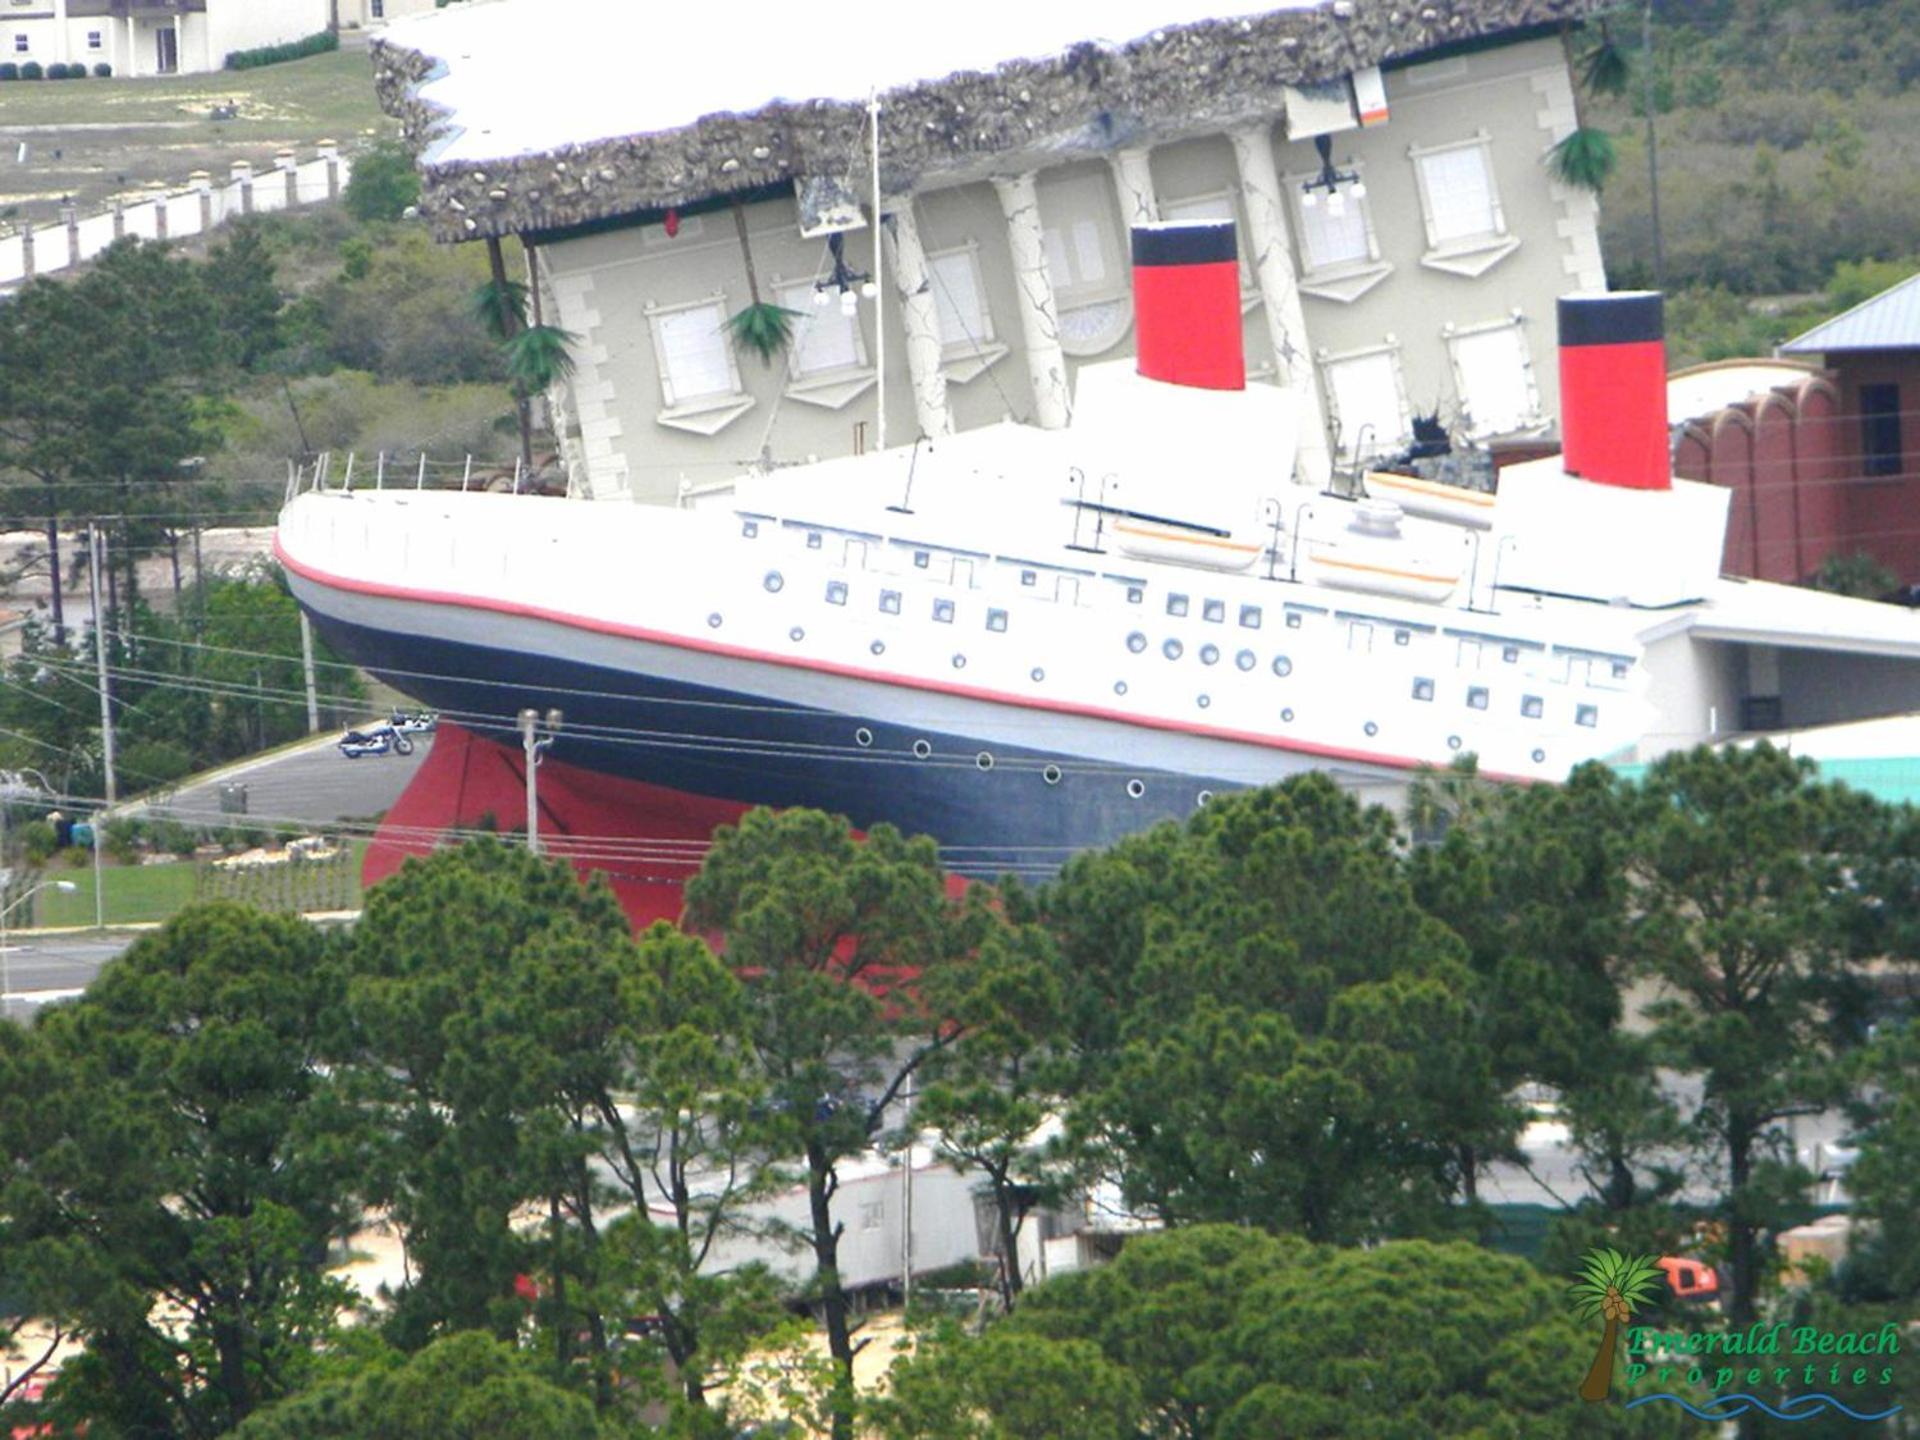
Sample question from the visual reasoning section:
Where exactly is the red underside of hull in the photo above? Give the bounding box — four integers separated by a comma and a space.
365, 722, 755, 929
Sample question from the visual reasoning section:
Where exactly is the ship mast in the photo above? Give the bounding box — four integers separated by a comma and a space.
870, 89, 885, 456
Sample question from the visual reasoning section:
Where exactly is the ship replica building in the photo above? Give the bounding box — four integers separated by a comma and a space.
277, 0, 1920, 921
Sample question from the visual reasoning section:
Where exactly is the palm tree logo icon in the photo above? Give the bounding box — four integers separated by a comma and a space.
1570, 1248, 1665, 1402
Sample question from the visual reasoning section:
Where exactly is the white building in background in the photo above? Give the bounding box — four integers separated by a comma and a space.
372, 0, 1610, 504
334, 0, 434, 31
4, 0, 329, 77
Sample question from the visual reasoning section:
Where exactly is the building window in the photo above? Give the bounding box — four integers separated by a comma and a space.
1167, 593, 1189, 617
1038, 168, 1130, 356
986, 608, 1008, 632
644, 296, 753, 435
1282, 164, 1394, 304
879, 589, 901, 615
1521, 694, 1544, 719
1202, 599, 1226, 623
1412, 677, 1435, 701
12, 33, 26, 52
1320, 343, 1410, 463
1239, 605, 1262, 629
1862, 383, 1902, 477
1467, 685, 1489, 710
1408, 135, 1519, 278
371, 0, 384, 15
1444, 318, 1543, 439
776, 280, 866, 377
86, 29, 102, 48
933, 598, 955, 623
825, 581, 848, 606
928, 244, 993, 351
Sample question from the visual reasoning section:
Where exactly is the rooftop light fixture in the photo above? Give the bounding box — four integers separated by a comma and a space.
1300, 132, 1364, 211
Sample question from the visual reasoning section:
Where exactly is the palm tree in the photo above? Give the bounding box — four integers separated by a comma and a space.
1551, 18, 1628, 193
1570, 1248, 1664, 1402
724, 197, 795, 366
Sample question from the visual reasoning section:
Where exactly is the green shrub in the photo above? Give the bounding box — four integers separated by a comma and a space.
225, 30, 337, 70
20, 60, 43, 79
65, 64, 85, 79
44, 62, 64, 78
342, 141, 419, 224
0, 62, 18, 81
92, 61, 111, 77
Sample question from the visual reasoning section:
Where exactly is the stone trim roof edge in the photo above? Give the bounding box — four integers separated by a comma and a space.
376, 0, 1609, 244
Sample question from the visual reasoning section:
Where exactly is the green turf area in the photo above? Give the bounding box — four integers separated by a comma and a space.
31, 839, 371, 928
0, 43, 391, 225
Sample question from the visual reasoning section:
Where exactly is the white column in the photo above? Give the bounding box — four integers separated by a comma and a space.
882, 200, 952, 440
124, 15, 136, 75
1230, 122, 1332, 487
992, 172, 1071, 431
1108, 145, 1158, 228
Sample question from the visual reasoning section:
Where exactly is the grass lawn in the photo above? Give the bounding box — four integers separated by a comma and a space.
0, 44, 391, 224
32, 839, 372, 928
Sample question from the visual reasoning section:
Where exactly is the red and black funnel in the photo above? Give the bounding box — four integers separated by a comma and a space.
1557, 292, 1669, 491
1132, 220, 1245, 392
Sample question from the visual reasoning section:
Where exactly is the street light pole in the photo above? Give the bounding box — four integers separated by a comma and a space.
518, 708, 563, 855
0, 879, 79, 1023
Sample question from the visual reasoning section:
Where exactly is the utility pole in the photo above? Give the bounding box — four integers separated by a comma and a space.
88, 525, 117, 804
1643, 0, 1665, 291
299, 613, 321, 733
518, 708, 562, 854
900, 1068, 915, 1310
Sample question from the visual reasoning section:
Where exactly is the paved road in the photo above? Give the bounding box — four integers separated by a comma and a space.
134, 727, 432, 829
1, 929, 146, 1021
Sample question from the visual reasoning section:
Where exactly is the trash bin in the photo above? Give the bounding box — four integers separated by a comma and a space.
71, 822, 93, 848
219, 782, 249, 815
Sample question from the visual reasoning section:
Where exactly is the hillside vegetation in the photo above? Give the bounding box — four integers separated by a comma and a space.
1591, 0, 1920, 362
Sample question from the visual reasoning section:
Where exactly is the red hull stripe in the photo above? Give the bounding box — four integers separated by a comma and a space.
274, 536, 1532, 782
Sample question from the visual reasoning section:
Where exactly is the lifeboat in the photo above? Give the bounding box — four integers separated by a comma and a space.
1363, 469, 1498, 530
1301, 499, 1463, 604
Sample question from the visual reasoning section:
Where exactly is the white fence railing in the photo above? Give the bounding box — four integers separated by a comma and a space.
0, 144, 355, 288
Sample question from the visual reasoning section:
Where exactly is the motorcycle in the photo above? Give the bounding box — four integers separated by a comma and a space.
389, 707, 439, 734
338, 723, 414, 759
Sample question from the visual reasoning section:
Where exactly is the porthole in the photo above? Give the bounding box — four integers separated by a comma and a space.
1202, 599, 1225, 623
1576, 704, 1599, 728
707, 612, 724, 629
986, 609, 1008, 633
976, 752, 994, 771
912, 739, 932, 759
1197, 694, 1211, 709
933, 598, 955, 623
741, 520, 760, 538
1114, 680, 1129, 696
826, 581, 848, 606
1127, 631, 1148, 654
855, 727, 874, 748
1126, 779, 1146, 799
764, 571, 784, 593
1199, 644, 1220, 666
806, 531, 823, 550
1521, 694, 1544, 719
1447, 734, 1463, 751
952, 654, 967, 670
789, 626, 806, 642
880, 589, 902, 615
1532, 748, 1547, 764
1236, 649, 1256, 671
1197, 789, 1214, 806
1031, 667, 1046, 682
1412, 677, 1435, 702
1467, 686, 1489, 710
1043, 764, 1063, 786
1280, 707, 1295, 723
870, 640, 886, 656
1167, 593, 1190, 617
1363, 720, 1379, 737
1163, 638, 1183, 660
1239, 605, 1262, 630
1272, 655, 1292, 678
